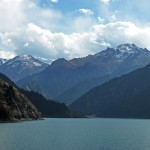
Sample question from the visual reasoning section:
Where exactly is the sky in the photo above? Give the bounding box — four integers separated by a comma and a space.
1, 0, 150, 60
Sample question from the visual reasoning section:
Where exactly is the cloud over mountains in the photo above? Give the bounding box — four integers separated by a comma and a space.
0, 0, 150, 59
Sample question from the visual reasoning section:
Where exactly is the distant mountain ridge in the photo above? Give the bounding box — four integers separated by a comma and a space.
17, 43, 150, 103
0, 55, 48, 82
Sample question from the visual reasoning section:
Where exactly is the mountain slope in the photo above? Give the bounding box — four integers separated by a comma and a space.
21, 90, 83, 118
0, 55, 48, 82
0, 78, 41, 122
0, 73, 18, 88
17, 44, 150, 100
123, 86, 150, 118
0, 73, 81, 118
56, 75, 113, 105
71, 64, 150, 118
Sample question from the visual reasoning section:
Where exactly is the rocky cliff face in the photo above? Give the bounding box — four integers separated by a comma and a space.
0, 79, 41, 122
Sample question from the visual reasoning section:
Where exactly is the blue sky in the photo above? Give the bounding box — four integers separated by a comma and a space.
41, 0, 97, 12
0, 0, 150, 60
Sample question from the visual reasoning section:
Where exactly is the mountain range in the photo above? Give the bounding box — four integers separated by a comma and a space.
16, 44, 150, 104
1, 43, 150, 119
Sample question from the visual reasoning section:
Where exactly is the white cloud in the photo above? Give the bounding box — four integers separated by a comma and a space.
93, 21, 150, 49
110, 14, 117, 22
27, 2, 37, 9
0, 0, 26, 32
100, 0, 111, 5
50, 0, 58, 3
0, 23, 103, 59
98, 17, 105, 23
1, 0, 150, 60
70, 16, 97, 33
0, 48, 16, 59
25, 3, 63, 31
0, 0, 63, 31
2, 21, 150, 59
78, 9, 94, 15
40, 9, 62, 20
24, 43, 29, 47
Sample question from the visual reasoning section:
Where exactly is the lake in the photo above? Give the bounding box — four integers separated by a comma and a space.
1, 118, 150, 150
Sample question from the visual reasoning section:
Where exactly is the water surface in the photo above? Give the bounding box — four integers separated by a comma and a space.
1, 118, 150, 150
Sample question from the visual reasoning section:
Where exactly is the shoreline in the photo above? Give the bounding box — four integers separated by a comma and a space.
0, 118, 44, 123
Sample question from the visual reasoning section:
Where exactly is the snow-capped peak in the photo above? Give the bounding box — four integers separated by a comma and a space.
116, 43, 140, 53
0, 55, 48, 82
95, 43, 150, 62
13, 55, 34, 61
4, 55, 47, 68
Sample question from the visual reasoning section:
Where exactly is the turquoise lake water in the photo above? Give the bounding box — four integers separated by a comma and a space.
1, 118, 150, 150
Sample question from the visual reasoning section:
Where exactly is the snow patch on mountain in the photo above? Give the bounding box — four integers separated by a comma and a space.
95, 43, 149, 62
0, 58, 8, 65
0, 55, 48, 82
36, 57, 54, 64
